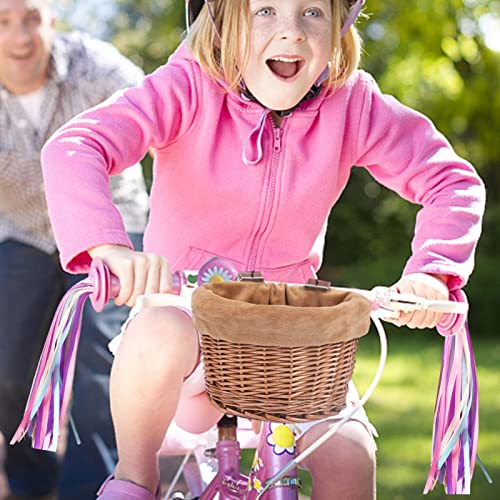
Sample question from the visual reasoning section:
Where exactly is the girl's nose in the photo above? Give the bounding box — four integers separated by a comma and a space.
277, 15, 306, 42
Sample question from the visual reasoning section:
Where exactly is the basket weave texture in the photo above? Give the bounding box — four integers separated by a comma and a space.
192, 281, 371, 422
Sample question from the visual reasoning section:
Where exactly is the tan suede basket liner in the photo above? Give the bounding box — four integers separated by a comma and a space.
191, 281, 372, 423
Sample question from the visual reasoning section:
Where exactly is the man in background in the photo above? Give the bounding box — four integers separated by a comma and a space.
0, 1, 149, 498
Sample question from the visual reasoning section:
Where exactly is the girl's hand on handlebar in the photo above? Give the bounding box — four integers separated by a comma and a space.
88, 245, 172, 307
389, 273, 449, 329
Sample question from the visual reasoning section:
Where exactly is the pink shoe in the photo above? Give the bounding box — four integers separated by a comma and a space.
96, 475, 161, 500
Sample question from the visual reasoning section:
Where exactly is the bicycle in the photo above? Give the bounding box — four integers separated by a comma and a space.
11, 257, 485, 498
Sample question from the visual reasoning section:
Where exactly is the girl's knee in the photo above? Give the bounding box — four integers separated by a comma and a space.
118, 306, 198, 374
299, 420, 376, 482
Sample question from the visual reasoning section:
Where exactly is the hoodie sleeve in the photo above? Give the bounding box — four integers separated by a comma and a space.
41, 57, 199, 273
353, 72, 485, 290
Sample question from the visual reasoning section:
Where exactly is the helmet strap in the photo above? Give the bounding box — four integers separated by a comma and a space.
186, 0, 221, 40
341, 0, 365, 37
240, 82, 323, 117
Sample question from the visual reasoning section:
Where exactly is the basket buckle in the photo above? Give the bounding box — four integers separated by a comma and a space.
305, 278, 331, 291
238, 271, 264, 282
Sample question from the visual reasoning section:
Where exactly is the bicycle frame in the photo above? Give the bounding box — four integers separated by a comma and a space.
193, 415, 300, 500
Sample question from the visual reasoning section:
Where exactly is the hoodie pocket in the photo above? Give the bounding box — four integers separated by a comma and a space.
171, 246, 244, 274
256, 259, 317, 284
172, 246, 316, 284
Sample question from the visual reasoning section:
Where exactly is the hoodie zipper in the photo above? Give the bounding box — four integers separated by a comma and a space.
248, 117, 283, 271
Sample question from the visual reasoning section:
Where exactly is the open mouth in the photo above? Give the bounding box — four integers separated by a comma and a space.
266, 57, 304, 79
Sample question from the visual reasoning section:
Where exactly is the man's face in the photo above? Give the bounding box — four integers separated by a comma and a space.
0, 0, 55, 95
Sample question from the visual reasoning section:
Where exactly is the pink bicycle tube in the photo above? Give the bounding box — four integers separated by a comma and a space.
248, 422, 300, 499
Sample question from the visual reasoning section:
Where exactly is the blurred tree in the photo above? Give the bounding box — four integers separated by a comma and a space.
111, 0, 185, 72
364, 0, 498, 181
328, 0, 499, 264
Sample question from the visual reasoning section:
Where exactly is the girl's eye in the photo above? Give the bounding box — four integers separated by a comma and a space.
304, 8, 321, 17
256, 8, 273, 16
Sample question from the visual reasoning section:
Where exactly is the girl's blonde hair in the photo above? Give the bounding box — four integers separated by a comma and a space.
186, 0, 361, 93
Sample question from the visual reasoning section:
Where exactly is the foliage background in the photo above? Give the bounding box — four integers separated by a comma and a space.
56, 0, 499, 334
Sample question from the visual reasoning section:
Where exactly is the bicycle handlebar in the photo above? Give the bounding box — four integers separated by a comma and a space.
87, 257, 467, 319
342, 285, 468, 318
87, 257, 186, 312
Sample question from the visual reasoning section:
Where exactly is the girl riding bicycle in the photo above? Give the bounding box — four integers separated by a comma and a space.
40, 0, 485, 498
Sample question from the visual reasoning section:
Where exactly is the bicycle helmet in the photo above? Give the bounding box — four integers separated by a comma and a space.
186, 0, 365, 35
186, 0, 205, 28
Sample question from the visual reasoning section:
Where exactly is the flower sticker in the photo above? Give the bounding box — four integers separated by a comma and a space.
197, 257, 239, 286
252, 477, 263, 492
200, 266, 234, 284
266, 422, 296, 455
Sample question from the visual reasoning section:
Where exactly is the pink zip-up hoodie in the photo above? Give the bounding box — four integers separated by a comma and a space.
41, 43, 485, 289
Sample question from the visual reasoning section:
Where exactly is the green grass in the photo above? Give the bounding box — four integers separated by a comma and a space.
352, 329, 499, 499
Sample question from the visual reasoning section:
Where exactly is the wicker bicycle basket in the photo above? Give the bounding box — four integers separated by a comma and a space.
191, 280, 372, 423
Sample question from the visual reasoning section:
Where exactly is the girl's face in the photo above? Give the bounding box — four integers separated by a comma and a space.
241, 0, 332, 111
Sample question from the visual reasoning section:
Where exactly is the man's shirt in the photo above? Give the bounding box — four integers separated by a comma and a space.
0, 31, 148, 254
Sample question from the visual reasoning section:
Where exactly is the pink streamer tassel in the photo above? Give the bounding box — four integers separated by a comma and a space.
9, 258, 175, 453
10, 280, 93, 451
424, 290, 479, 494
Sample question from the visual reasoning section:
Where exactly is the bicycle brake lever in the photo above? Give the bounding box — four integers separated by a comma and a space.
371, 286, 427, 313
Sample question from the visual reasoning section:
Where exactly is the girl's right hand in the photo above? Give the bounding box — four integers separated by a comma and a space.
88, 244, 172, 307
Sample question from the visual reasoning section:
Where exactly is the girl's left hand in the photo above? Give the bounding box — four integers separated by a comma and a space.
389, 273, 449, 329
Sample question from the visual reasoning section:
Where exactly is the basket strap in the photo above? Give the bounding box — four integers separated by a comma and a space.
238, 271, 264, 282
305, 278, 331, 291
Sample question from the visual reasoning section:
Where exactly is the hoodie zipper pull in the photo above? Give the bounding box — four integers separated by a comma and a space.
273, 127, 282, 153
